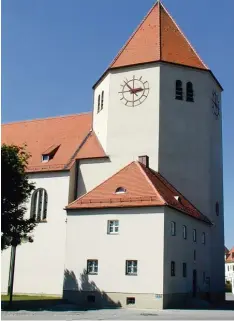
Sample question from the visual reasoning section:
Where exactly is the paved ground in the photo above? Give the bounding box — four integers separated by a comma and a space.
2, 308, 234, 320
2, 294, 234, 320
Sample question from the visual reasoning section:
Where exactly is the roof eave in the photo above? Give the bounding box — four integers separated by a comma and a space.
92, 60, 223, 91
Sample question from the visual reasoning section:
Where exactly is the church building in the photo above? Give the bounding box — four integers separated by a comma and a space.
1, 1, 225, 309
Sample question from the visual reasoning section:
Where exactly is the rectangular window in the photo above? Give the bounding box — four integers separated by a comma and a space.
97, 94, 101, 113
193, 229, 197, 242
202, 232, 206, 244
194, 250, 196, 262
171, 221, 176, 236
87, 295, 95, 303
42, 155, 50, 162
171, 261, 175, 276
126, 297, 135, 305
183, 263, 187, 277
126, 260, 138, 275
107, 220, 119, 234
87, 260, 98, 275
101, 91, 104, 110
203, 271, 206, 284
183, 225, 187, 239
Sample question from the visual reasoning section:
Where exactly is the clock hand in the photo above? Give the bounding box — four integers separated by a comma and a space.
132, 88, 143, 93
124, 81, 134, 93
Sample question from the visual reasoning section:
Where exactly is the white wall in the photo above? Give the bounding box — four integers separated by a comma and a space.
93, 74, 111, 151
1, 171, 70, 295
93, 64, 160, 172
164, 207, 211, 295
225, 263, 234, 281
64, 207, 164, 294
159, 63, 224, 295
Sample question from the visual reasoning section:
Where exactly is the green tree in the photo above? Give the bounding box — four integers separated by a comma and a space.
1, 144, 37, 250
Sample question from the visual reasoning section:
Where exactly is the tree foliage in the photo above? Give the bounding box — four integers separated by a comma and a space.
1, 144, 36, 250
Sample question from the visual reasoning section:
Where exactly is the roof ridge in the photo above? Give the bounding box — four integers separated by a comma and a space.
136, 162, 166, 204
64, 129, 92, 169
153, 170, 209, 221
160, 3, 208, 70
109, 2, 159, 68
2, 112, 92, 126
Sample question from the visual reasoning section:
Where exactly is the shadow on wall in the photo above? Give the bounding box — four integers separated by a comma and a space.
63, 269, 121, 309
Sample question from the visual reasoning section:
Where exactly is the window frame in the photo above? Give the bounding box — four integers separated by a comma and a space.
183, 225, 187, 240
186, 82, 194, 102
30, 188, 48, 222
175, 80, 183, 100
171, 261, 176, 277
193, 229, 197, 242
202, 232, 206, 245
97, 94, 101, 113
215, 202, 219, 216
171, 221, 176, 236
193, 250, 196, 262
126, 297, 135, 305
107, 220, 119, 234
126, 260, 138, 276
101, 90, 104, 110
87, 259, 98, 275
182, 262, 187, 278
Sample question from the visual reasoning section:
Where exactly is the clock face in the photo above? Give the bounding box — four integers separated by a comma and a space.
119, 76, 149, 107
211, 90, 220, 119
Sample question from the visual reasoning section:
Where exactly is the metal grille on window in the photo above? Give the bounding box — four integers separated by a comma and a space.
175, 80, 183, 100
126, 260, 137, 275
186, 82, 194, 102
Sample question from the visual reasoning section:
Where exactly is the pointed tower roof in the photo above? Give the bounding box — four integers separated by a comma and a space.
66, 161, 211, 225
109, 1, 208, 70
93, 1, 224, 89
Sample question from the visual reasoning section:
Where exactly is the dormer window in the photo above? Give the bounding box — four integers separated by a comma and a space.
175, 80, 183, 100
115, 187, 126, 194
186, 82, 194, 102
41, 144, 60, 163
42, 155, 50, 162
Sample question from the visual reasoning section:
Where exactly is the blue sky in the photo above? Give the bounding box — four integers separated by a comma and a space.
2, 0, 234, 248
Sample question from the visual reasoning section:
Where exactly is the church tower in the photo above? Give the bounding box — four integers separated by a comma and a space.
92, 1, 224, 300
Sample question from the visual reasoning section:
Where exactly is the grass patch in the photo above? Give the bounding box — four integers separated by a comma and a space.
1, 294, 60, 302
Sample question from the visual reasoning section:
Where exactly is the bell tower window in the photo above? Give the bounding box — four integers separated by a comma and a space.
175, 80, 183, 100
186, 82, 194, 102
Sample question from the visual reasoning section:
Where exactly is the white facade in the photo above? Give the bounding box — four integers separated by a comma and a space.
1, 171, 69, 295
64, 206, 212, 308
225, 262, 234, 283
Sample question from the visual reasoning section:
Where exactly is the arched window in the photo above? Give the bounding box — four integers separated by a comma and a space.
115, 187, 126, 194
101, 91, 104, 110
30, 188, 48, 222
171, 221, 176, 236
97, 94, 101, 113
186, 82, 194, 102
175, 80, 183, 100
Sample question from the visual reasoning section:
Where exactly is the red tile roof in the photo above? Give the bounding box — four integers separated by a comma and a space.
66, 161, 211, 224
2, 113, 107, 173
109, 1, 208, 70
226, 247, 234, 263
